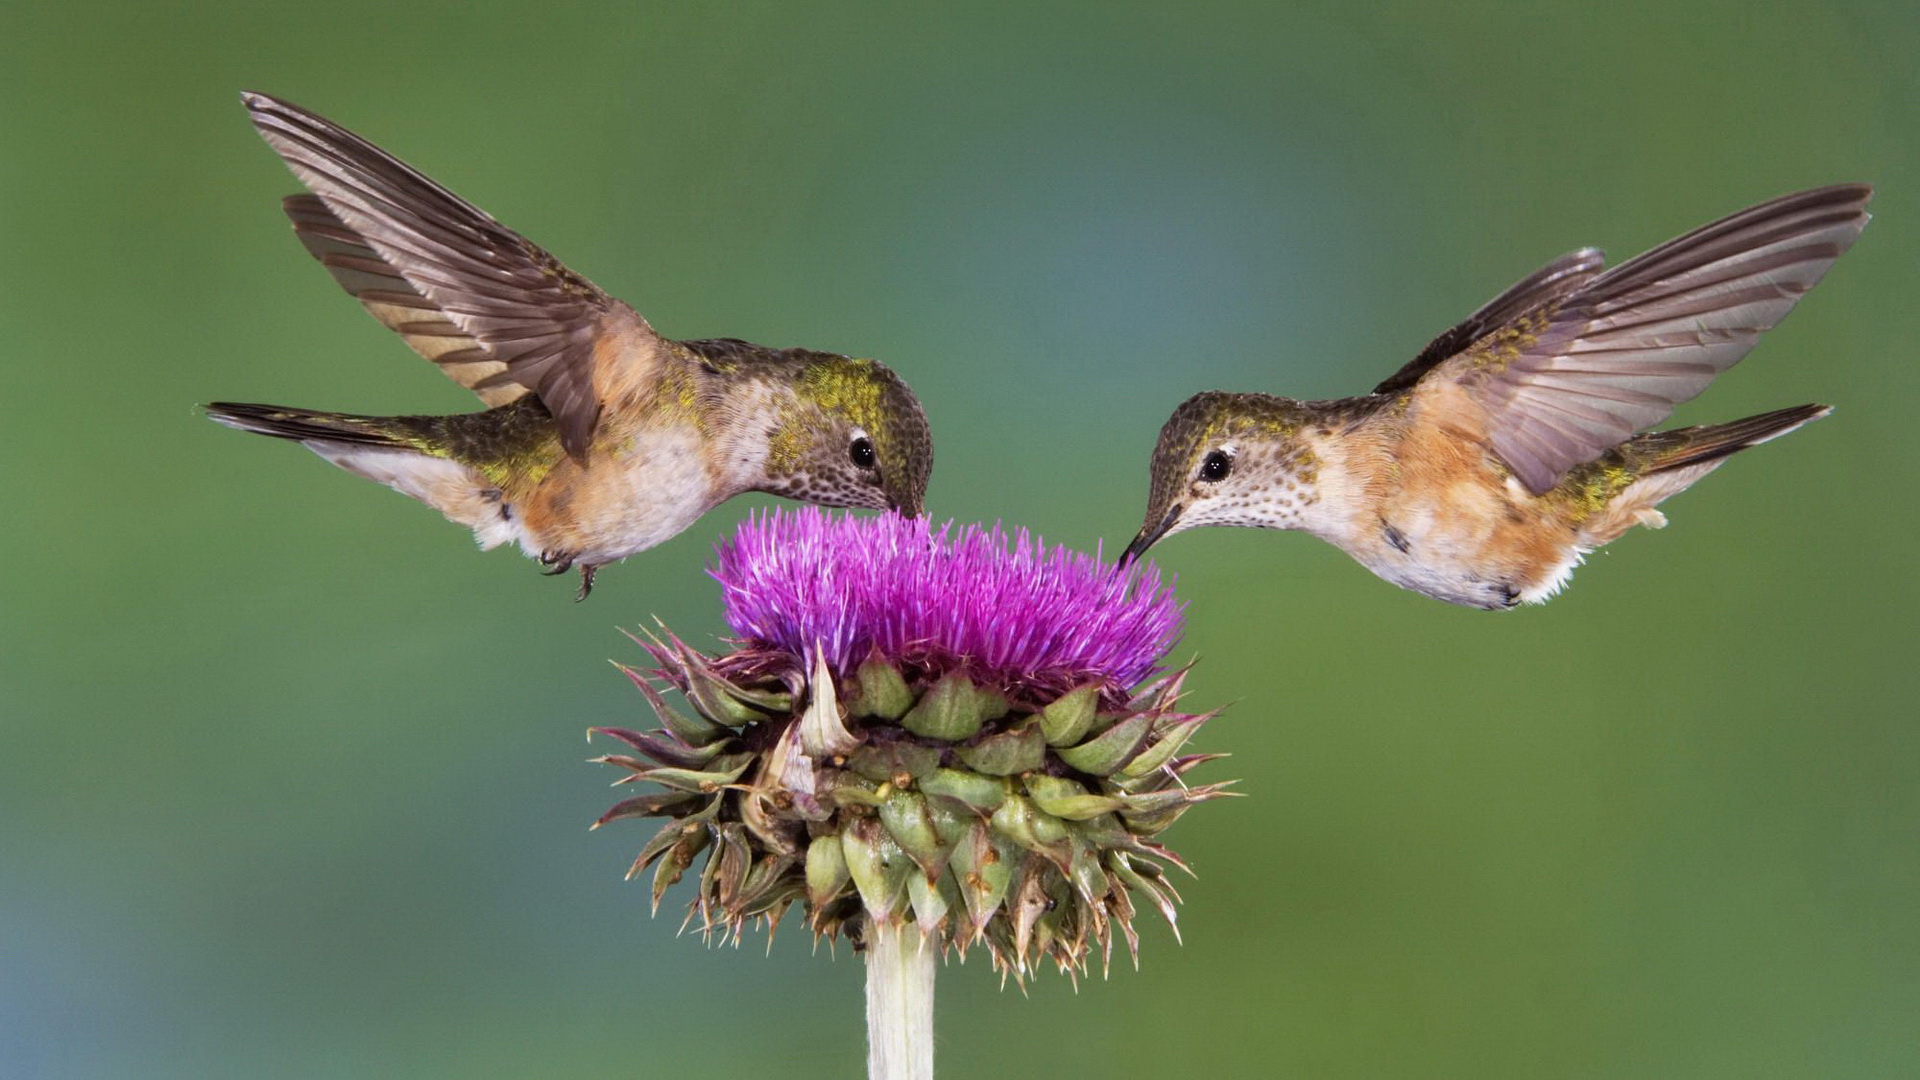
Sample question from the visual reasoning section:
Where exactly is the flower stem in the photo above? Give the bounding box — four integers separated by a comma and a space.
865, 921, 935, 1080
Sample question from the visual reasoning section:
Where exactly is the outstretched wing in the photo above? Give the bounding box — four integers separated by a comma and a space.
246, 91, 664, 459
281, 194, 524, 406
1408, 184, 1871, 494
1373, 247, 1606, 397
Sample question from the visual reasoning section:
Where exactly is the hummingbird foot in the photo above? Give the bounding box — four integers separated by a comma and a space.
575, 564, 599, 602
539, 551, 575, 576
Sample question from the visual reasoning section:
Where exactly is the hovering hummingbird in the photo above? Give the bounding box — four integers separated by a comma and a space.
1121, 184, 1871, 609
207, 93, 932, 599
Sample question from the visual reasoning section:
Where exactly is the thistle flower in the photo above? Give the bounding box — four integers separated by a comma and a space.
592, 508, 1232, 981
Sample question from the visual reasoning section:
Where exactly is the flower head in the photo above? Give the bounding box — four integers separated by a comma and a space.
714, 509, 1183, 688
594, 509, 1232, 979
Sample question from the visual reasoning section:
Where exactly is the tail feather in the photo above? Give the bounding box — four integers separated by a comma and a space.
1641, 404, 1832, 474
204, 401, 519, 548
205, 401, 410, 448
1574, 404, 1830, 549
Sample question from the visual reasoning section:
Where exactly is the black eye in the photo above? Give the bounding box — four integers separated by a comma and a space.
850, 436, 876, 470
1200, 449, 1232, 483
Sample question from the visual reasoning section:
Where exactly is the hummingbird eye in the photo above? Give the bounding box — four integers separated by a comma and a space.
1200, 449, 1232, 483
849, 436, 877, 471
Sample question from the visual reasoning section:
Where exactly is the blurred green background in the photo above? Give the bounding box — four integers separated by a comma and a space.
4, 1, 1917, 1077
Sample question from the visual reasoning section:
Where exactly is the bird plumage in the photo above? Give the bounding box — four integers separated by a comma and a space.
1123, 185, 1870, 609
208, 93, 932, 598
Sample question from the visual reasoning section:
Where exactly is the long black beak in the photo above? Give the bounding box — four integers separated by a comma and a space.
1118, 504, 1182, 568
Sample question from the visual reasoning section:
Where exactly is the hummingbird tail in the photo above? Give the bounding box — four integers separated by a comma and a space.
1640, 404, 1833, 475
1574, 404, 1832, 551
204, 402, 415, 448
205, 401, 522, 550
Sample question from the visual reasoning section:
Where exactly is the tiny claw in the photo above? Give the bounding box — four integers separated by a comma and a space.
575, 563, 598, 602
540, 551, 575, 576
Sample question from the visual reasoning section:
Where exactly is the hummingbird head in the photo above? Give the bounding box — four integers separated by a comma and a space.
1121, 391, 1319, 566
756, 354, 932, 517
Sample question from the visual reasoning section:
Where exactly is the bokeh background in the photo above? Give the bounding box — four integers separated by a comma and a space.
4, 2, 1917, 1077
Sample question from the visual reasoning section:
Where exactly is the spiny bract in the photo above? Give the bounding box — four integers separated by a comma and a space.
591, 509, 1234, 980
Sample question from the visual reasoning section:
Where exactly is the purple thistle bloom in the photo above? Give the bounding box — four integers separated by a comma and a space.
597, 507, 1229, 983
712, 508, 1183, 688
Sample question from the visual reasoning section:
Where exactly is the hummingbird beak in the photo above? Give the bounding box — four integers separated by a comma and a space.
1118, 504, 1182, 569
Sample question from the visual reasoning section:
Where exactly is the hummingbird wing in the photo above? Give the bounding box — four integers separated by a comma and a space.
244, 91, 669, 460
1418, 184, 1871, 494
1372, 247, 1605, 396
280, 194, 525, 406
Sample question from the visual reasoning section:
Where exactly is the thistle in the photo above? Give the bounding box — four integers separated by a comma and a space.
590, 508, 1233, 1077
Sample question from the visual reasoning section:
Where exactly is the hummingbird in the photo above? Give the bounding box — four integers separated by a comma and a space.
1120, 184, 1871, 609
206, 92, 932, 599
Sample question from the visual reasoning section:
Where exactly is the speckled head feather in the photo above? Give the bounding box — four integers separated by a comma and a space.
753, 353, 931, 515
1124, 391, 1321, 563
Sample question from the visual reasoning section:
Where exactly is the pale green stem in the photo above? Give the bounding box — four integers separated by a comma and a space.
865, 921, 935, 1080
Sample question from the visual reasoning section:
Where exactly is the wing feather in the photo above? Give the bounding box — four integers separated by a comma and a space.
282, 194, 526, 405
1417, 184, 1870, 493
1374, 248, 1606, 395
246, 91, 663, 458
